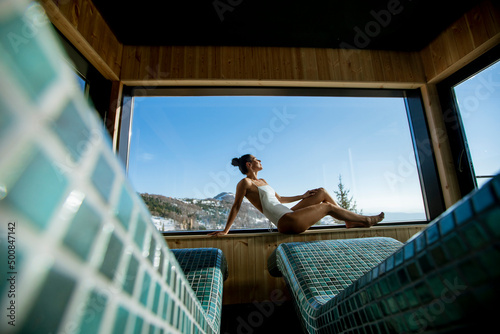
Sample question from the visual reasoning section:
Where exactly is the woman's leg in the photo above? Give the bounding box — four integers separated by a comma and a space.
290, 188, 370, 228
278, 203, 332, 234
290, 188, 337, 211
278, 202, 384, 234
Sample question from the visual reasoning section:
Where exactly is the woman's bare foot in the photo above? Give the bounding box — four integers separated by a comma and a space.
345, 212, 384, 229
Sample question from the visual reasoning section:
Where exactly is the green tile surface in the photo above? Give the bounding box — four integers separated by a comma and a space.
269, 174, 500, 333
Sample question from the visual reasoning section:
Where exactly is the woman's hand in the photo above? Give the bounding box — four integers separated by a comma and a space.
207, 230, 228, 237
303, 188, 319, 199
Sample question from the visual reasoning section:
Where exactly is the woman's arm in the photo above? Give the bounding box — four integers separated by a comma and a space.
208, 180, 247, 236
276, 188, 318, 204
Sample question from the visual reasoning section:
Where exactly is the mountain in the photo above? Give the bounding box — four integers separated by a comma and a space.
213, 192, 235, 202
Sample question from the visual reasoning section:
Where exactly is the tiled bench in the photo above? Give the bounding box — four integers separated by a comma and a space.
268, 174, 500, 333
0, 4, 227, 334
172, 248, 228, 331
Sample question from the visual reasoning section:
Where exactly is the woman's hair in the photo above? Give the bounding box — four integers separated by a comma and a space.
231, 154, 253, 174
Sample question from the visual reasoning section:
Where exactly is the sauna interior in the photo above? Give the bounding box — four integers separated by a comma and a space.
1, 0, 500, 333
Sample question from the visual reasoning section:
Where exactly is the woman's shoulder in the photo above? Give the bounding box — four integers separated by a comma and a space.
238, 178, 252, 187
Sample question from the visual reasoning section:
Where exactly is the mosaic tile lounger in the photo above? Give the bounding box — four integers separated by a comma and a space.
0, 2, 227, 333
268, 174, 500, 333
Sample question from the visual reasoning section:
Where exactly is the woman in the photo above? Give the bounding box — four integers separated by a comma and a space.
208, 154, 384, 236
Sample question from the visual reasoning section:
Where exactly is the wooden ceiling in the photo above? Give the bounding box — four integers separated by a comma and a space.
91, 0, 482, 51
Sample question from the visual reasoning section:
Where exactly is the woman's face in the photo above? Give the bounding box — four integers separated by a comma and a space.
248, 156, 262, 171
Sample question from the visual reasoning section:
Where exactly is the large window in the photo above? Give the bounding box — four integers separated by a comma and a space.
121, 88, 438, 232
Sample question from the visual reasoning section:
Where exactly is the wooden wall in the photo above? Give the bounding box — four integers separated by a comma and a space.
41, 0, 500, 87
165, 225, 425, 304
421, 0, 500, 83
120, 46, 425, 87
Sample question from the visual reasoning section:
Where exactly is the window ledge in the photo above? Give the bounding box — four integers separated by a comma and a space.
163, 223, 427, 240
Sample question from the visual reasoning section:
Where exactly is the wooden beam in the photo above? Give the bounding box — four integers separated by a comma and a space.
40, 0, 122, 81
419, 84, 461, 208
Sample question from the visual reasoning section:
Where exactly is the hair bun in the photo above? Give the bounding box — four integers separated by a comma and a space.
231, 158, 240, 167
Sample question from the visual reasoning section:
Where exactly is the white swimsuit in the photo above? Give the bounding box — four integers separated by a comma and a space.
254, 183, 293, 225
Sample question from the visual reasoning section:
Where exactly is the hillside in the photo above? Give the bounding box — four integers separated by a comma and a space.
140, 192, 269, 231
140, 193, 426, 232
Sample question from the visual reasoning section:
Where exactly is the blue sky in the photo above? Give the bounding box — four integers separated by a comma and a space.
128, 94, 427, 220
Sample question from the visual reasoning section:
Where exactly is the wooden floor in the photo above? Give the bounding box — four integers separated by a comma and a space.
220, 301, 304, 334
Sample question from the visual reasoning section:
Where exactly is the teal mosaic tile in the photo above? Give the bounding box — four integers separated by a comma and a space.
479, 246, 500, 276
429, 245, 448, 266
414, 233, 426, 253
461, 221, 488, 248
492, 176, 500, 198
425, 223, 439, 245
0, 99, 13, 137
134, 316, 144, 334
99, 232, 123, 280
134, 216, 147, 250
0, 11, 57, 101
472, 183, 495, 213
438, 213, 455, 235
152, 282, 161, 314
453, 200, 473, 225
116, 185, 134, 228
123, 255, 139, 295
6, 148, 68, 230
91, 154, 115, 202
459, 258, 489, 287
77, 290, 107, 334
112, 306, 129, 334
484, 207, 500, 237
52, 101, 91, 162
63, 199, 101, 260
442, 232, 467, 257
20, 267, 76, 334
140, 271, 151, 306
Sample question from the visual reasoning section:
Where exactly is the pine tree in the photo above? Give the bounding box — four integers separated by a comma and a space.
334, 175, 361, 214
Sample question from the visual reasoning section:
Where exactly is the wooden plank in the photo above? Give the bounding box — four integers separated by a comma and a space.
450, 16, 475, 60
108, 80, 123, 150
467, 3, 492, 48
280, 47, 294, 80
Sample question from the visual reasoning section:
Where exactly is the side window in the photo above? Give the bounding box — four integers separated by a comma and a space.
75, 74, 88, 95
452, 60, 500, 188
